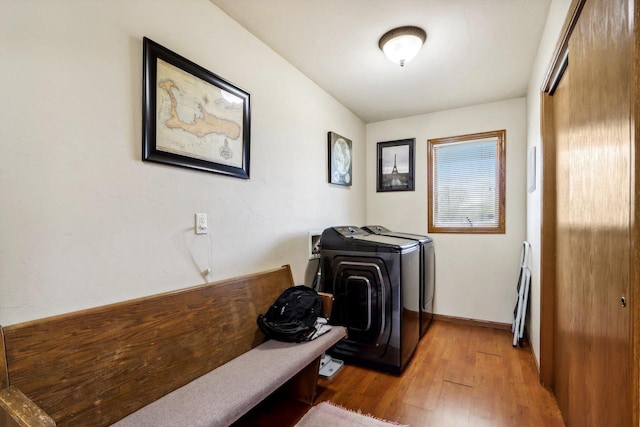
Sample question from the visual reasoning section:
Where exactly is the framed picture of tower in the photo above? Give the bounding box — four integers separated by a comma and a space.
377, 138, 415, 192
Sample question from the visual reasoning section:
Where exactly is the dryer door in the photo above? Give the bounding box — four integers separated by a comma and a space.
331, 256, 391, 354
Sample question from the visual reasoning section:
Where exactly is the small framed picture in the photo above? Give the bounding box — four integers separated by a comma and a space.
377, 138, 415, 192
328, 131, 352, 186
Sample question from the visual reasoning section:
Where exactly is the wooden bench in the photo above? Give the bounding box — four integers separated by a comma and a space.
0, 265, 346, 427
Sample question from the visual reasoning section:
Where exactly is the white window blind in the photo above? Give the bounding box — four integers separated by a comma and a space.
432, 138, 499, 229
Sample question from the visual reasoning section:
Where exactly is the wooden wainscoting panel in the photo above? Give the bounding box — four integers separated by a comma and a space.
0, 327, 8, 389
2, 265, 294, 427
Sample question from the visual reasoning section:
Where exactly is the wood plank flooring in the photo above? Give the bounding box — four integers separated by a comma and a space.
234, 320, 565, 426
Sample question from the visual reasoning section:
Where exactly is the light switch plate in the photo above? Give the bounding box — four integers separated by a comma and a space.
195, 213, 208, 235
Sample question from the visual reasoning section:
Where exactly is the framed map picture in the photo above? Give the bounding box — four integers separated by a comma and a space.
328, 131, 352, 186
142, 37, 250, 179
377, 138, 415, 192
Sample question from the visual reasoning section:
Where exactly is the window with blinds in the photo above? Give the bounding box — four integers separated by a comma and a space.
428, 130, 506, 234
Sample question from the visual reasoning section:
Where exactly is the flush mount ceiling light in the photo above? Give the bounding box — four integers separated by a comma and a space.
378, 26, 427, 67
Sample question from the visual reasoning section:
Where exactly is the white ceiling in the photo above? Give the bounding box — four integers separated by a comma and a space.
209, 0, 552, 123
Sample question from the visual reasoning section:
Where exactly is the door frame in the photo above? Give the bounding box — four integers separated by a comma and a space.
539, 1, 639, 425
539, 0, 584, 391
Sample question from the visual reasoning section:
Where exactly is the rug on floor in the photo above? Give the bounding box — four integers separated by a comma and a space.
294, 401, 408, 427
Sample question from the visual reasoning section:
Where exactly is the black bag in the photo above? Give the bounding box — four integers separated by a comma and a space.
257, 286, 323, 342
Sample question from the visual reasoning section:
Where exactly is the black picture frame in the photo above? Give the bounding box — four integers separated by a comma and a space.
328, 131, 352, 186
142, 37, 250, 179
377, 138, 415, 192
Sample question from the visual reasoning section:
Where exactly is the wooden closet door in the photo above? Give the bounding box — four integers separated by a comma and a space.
550, 0, 632, 425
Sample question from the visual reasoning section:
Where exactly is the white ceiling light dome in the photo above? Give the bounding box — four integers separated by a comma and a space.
379, 26, 427, 67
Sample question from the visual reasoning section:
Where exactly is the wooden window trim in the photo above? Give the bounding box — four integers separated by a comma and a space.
427, 129, 506, 234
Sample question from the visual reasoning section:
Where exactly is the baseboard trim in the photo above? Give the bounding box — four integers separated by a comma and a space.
433, 314, 512, 331
523, 327, 541, 374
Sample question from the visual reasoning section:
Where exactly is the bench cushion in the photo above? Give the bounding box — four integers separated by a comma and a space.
111, 326, 346, 427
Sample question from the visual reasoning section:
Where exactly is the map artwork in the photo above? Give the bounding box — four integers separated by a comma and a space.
155, 59, 244, 168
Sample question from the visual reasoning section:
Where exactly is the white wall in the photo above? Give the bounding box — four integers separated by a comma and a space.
525, 0, 573, 365
366, 98, 527, 324
0, 0, 366, 326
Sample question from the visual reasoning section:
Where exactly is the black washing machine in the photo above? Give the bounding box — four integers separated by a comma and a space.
319, 226, 420, 374
363, 225, 435, 338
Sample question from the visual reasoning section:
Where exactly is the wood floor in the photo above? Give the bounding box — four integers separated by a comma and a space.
235, 320, 565, 426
